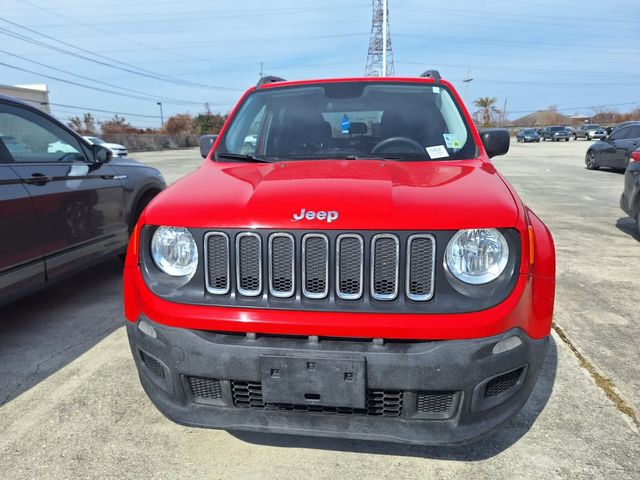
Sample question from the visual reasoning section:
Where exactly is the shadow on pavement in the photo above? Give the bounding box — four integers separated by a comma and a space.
615, 217, 640, 241
0, 258, 124, 406
231, 336, 558, 460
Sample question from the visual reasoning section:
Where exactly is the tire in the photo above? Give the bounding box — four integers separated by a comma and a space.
636, 213, 640, 237
585, 151, 599, 170
565, 138, 569, 142
573, 134, 577, 140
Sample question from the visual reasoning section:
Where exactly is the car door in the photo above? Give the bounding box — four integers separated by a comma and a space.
598, 128, 626, 168
0, 101, 128, 281
617, 126, 640, 170
0, 138, 45, 303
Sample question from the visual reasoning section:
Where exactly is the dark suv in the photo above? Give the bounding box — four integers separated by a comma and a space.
542, 126, 571, 142
0, 95, 166, 306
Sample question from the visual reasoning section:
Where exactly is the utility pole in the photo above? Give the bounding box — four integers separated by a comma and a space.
462, 70, 473, 105
502, 98, 508, 126
156, 102, 164, 129
365, 0, 395, 77
259, 62, 263, 78
382, 0, 387, 77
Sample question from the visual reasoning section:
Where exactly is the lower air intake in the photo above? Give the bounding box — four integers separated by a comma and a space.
188, 376, 223, 400
484, 367, 524, 397
139, 350, 165, 379
231, 381, 403, 417
416, 391, 457, 417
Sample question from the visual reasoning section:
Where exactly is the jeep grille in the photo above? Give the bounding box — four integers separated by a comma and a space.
204, 231, 435, 303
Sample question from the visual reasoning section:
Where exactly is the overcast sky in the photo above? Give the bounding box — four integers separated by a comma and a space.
1, 0, 639, 128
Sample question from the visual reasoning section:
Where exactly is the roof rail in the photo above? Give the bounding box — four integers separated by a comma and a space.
257, 75, 286, 87
419, 70, 441, 81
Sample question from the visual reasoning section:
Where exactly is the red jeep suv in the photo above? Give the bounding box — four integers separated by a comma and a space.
123, 71, 556, 445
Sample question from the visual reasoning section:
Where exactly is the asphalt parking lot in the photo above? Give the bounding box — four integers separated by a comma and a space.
1, 142, 639, 479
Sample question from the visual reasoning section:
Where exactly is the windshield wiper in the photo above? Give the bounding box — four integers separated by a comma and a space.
215, 152, 272, 163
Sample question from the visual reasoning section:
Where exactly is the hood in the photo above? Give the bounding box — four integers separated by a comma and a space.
145, 159, 520, 230
105, 142, 126, 149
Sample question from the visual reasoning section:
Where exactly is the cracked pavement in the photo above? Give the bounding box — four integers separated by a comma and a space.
0, 143, 638, 479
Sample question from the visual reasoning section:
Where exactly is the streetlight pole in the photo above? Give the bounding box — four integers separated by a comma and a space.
156, 102, 164, 129
462, 70, 474, 105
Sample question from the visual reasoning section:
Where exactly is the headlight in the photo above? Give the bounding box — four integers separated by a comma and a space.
445, 229, 509, 285
151, 226, 198, 277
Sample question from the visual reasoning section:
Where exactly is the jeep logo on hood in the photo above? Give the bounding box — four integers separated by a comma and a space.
292, 208, 339, 223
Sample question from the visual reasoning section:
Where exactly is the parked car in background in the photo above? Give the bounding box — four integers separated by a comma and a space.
620, 147, 640, 235
83, 136, 128, 157
516, 128, 541, 142
563, 126, 575, 136
612, 121, 640, 133
535, 127, 544, 137
585, 123, 640, 171
574, 124, 607, 141
542, 126, 571, 142
0, 95, 166, 306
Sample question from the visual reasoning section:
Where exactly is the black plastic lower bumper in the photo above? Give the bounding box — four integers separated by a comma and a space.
126, 317, 549, 446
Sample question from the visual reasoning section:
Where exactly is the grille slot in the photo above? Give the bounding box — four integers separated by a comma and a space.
485, 367, 524, 397
269, 233, 295, 298
205, 232, 230, 294
188, 376, 222, 400
336, 234, 364, 300
416, 391, 457, 416
231, 381, 403, 417
236, 232, 262, 296
371, 234, 400, 300
302, 234, 329, 299
406, 234, 436, 301
139, 350, 165, 379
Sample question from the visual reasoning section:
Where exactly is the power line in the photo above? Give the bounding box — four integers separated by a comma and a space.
0, 61, 207, 105
0, 49, 220, 106
0, 18, 241, 91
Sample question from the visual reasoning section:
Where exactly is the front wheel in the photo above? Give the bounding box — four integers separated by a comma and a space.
585, 151, 599, 170
565, 138, 569, 142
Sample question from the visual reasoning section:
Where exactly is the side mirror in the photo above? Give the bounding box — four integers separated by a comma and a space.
479, 128, 510, 158
92, 144, 112, 164
199, 134, 218, 158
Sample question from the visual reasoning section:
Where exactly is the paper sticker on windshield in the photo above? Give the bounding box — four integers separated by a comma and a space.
443, 134, 462, 149
426, 145, 449, 159
432, 86, 440, 94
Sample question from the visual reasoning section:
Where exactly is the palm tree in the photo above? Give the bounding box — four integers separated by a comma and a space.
473, 97, 500, 127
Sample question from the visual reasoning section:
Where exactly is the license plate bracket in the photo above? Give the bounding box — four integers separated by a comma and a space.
260, 355, 366, 409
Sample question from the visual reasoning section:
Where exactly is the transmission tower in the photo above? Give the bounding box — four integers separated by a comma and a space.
365, 0, 395, 77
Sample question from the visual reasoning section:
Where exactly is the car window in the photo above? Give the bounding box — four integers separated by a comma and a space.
219, 82, 476, 162
627, 126, 640, 139
0, 104, 87, 163
609, 127, 632, 141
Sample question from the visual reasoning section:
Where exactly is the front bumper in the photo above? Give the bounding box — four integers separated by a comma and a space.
127, 317, 549, 445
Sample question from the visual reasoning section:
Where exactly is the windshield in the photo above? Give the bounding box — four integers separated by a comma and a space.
217, 82, 476, 162
86, 136, 104, 144
585, 124, 601, 129
523, 129, 536, 134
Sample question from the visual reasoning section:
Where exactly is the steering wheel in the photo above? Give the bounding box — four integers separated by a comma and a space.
371, 136, 425, 154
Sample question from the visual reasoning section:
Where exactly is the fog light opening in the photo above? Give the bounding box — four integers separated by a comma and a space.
492, 335, 522, 355
138, 319, 157, 339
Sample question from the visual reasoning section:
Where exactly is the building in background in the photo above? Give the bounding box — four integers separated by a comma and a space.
0, 84, 50, 113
